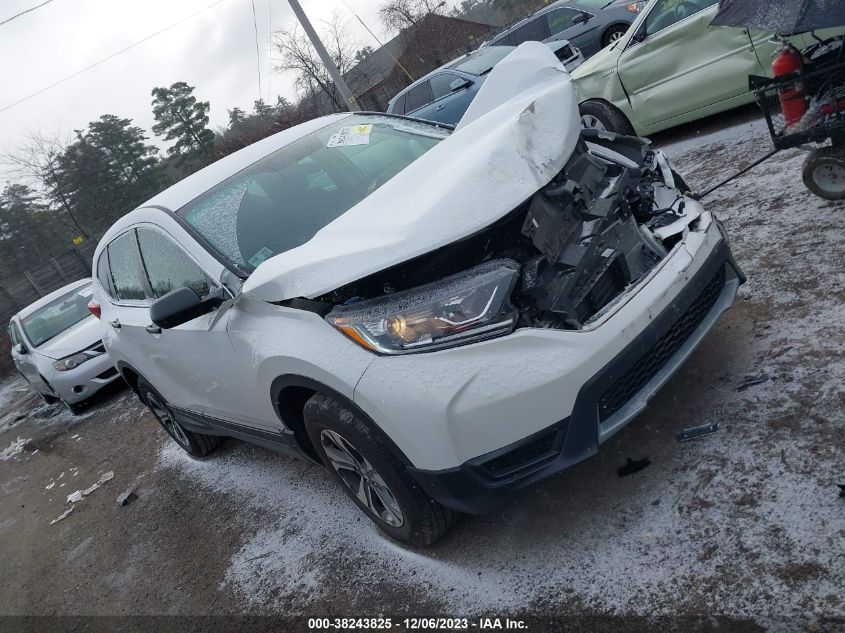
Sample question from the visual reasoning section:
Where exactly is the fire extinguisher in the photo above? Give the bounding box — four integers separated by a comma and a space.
772, 42, 808, 128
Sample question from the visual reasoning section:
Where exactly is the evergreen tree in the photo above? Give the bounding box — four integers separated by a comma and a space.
150, 82, 215, 160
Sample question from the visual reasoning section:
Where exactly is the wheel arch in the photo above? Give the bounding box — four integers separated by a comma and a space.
115, 361, 141, 395
270, 374, 414, 468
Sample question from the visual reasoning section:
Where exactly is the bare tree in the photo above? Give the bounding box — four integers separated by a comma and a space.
1, 130, 89, 239
379, 0, 448, 32
273, 11, 360, 114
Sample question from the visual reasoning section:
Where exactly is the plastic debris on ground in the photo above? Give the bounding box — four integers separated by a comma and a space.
736, 373, 771, 391
677, 423, 720, 442
617, 457, 651, 477
116, 491, 137, 507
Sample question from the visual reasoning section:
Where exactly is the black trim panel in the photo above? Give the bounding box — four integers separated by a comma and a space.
170, 405, 304, 458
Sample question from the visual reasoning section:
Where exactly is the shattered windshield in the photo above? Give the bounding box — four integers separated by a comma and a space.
177, 115, 449, 273
21, 284, 92, 347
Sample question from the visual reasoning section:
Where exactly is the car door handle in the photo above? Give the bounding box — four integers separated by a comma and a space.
145, 324, 162, 335
110, 319, 121, 330
434, 104, 445, 111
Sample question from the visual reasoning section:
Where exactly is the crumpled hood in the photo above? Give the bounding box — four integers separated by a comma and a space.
243, 42, 582, 302
34, 315, 100, 360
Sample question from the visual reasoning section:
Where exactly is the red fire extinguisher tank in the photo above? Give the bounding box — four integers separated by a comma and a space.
773, 43, 808, 128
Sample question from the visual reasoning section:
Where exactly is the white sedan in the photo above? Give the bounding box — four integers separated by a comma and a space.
8, 279, 120, 413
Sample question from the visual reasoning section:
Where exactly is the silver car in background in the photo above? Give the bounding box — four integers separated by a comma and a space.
8, 279, 120, 413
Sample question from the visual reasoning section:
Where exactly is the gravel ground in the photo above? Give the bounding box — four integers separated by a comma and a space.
0, 108, 843, 632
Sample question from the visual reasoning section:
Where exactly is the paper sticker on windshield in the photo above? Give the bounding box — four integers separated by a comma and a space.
248, 247, 274, 267
327, 124, 372, 148
77, 286, 93, 298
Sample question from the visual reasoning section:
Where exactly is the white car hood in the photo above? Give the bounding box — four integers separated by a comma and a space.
34, 315, 101, 360
243, 42, 581, 302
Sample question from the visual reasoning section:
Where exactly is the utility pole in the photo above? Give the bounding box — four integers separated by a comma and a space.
286, 0, 360, 112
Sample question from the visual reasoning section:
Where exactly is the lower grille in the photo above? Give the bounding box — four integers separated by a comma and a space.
472, 423, 566, 483
597, 267, 726, 422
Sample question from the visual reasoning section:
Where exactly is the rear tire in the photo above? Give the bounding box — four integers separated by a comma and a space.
136, 377, 220, 457
602, 24, 629, 47
579, 100, 635, 136
802, 147, 845, 200
303, 394, 454, 546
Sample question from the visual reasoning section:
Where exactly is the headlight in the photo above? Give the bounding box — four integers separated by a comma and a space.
626, 2, 645, 12
326, 260, 520, 354
53, 352, 95, 371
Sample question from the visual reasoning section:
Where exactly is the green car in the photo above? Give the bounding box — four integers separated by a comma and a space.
571, 0, 840, 136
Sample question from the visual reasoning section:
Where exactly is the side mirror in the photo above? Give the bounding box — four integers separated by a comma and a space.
14, 343, 27, 355
572, 12, 591, 25
149, 286, 225, 329
449, 77, 472, 92
630, 28, 646, 44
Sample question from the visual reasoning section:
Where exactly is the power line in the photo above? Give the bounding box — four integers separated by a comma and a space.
251, 0, 262, 100
0, 0, 56, 28
339, 0, 415, 82
0, 0, 232, 114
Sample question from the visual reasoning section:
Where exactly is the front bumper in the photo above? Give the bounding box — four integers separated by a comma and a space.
46, 350, 121, 404
353, 220, 743, 514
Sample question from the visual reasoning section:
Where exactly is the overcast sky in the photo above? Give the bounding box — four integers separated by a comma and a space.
0, 0, 407, 182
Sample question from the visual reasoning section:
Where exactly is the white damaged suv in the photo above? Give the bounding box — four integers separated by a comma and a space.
92, 44, 743, 545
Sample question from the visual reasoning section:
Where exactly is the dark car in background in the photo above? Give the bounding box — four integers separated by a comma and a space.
486, 0, 644, 58
386, 41, 584, 125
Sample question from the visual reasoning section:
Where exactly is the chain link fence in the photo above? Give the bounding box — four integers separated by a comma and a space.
0, 242, 97, 378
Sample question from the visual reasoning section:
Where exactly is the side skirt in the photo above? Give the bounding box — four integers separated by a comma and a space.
170, 405, 312, 461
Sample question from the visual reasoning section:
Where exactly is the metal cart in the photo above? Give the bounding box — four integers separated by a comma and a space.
751, 39, 845, 200
698, 0, 845, 201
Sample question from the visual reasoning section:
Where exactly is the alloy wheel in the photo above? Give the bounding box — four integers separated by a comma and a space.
146, 391, 190, 448
581, 114, 607, 131
608, 30, 625, 42
320, 429, 404, 528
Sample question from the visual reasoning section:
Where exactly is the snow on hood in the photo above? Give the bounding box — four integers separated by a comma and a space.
243, 42, 581, 302
35, 315, 101, 360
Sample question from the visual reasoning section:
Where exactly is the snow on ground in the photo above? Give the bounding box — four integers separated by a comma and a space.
0, 375, 30, 430
1, 436, 30, 461
156, 117, 845, 625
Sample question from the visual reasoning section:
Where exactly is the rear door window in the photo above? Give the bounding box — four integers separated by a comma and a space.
429, 73, 459, 100
509, 16, 550, 44
405, 81, 434, 113
136, 227, 213, 299
96, 252, 115, 298
391, 93, 407, 115
107, 231, 147, 302
545, 8, 583, 36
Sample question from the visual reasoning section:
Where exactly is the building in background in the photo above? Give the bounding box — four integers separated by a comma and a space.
345, 14, 495, 113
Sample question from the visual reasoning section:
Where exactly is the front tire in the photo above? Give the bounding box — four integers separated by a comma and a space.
802, 147, 845, 200
136, 377, 220, 457
579, 100, 635, 135
303, 394, 454, 546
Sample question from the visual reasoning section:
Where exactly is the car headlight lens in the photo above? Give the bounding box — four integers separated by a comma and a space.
326, 260, 520, 354
53, 352, 95, 371
627, 2, 645, 12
